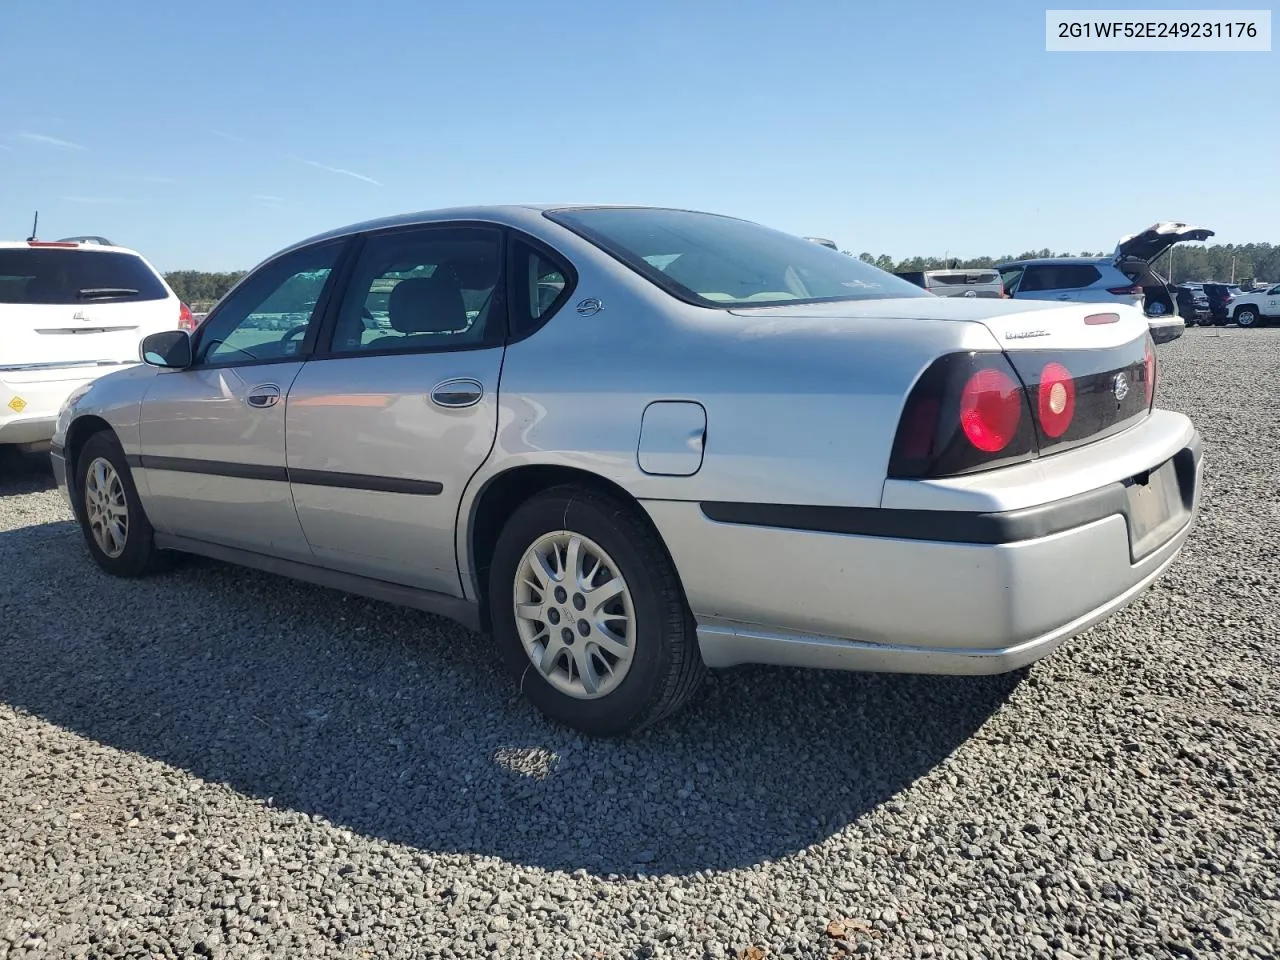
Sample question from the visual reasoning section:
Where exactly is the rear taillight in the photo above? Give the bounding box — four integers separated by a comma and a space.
959, 368, 1022, 452
1037, 362, 1076, 438
1107, 285, 1143, 296
178, 302, 196, 330
1144, 335, 1157, 407
888, 353, 1037, 479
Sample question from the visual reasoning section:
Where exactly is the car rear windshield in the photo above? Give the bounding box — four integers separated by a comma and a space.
0, 249, 168, 305
546, 208, 927, 307
928, 271, 1000, 285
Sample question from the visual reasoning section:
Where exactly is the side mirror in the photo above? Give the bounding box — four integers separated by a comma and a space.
140, 330, 192, 369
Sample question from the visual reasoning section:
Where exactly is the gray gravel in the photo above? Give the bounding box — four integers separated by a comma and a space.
2, 326, 1278, 960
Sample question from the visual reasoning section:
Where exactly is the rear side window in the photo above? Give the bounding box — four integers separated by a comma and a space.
1018, 264, 1101, 293
327, 226, 503, 356
0, 249, 168, 304
508, 239, 574, 340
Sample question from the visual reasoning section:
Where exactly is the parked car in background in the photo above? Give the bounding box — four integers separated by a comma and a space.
51, 204, 1202, 735
1175, 284, 1211, 324
1225, 283, 1280, 328
893, 268, 1006, 298
998, 222, 1213, 344
1202, 283, 1244, 324
0, 236, 193, 455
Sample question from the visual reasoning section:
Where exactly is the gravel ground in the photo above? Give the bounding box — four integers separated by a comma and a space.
2, 327, 1277, 960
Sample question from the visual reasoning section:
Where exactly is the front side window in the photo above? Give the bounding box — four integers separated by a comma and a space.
195, 241, 343, 366
546, 207, 926, 308
0, 249, 168, 305
328, 226, 503, 355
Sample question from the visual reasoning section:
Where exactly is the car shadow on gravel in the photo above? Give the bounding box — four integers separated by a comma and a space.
0, 449, 56, 496
0, 518, 1021, 877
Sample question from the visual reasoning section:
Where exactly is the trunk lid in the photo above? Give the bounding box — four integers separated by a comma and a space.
1113, 221, 1214, 264
728, 295, 1150, 350
728, 297, 1155, 458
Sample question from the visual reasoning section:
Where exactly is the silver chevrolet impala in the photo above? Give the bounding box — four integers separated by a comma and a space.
50, 206, 1204, 735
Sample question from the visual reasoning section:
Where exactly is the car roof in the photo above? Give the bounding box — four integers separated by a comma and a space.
0, 239, 145, 257
275, 203, 747, 256
995, 257, 1114, 268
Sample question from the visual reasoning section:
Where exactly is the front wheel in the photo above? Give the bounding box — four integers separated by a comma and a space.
488, 484, 706, 736
75, 431, 168, 577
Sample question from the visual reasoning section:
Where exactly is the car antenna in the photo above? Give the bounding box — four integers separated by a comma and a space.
26, 210, 39, 241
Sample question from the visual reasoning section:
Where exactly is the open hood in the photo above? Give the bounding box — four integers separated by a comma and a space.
1113, 221, 1214, 263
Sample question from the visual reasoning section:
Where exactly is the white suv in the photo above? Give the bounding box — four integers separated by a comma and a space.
1, 237, 192, 453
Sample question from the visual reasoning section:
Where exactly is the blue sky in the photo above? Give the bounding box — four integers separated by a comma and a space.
1, 0, 1275, 271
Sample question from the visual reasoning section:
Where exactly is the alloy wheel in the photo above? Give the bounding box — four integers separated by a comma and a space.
84, 456, 129, 558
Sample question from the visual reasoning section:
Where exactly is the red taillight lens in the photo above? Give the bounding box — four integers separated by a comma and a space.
178, 302, 196, 330
1037, 362, 1076, 438
1144, 336, 1157, 406
959, 367, 1023, 453
1107, 285, 1142, 296
889, 353, 1037, 479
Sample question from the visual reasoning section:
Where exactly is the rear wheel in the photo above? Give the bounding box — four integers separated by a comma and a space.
1234, 306, 1260, 328
488, 484, 706, 736
75, 431, 168, 577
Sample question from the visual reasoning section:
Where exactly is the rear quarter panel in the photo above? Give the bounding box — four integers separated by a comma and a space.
459, 247, 1004, 595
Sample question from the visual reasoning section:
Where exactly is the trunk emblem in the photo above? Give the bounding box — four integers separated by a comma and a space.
1006, 329, 1050, 340
1113, 372, 1130, 402
72, 310, 88, 321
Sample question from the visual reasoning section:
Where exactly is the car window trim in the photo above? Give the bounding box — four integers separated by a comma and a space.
311, 221, 509, 361
187, 237, 354, 372
505, 229, 579, 344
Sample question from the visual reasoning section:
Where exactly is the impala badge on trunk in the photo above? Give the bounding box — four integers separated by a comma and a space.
1113, 372, 1130, 402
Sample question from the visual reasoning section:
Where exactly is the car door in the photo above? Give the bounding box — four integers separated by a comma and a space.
136, 239, 348, 559
283, 223, 507, 596
1267, 286, 1280, 316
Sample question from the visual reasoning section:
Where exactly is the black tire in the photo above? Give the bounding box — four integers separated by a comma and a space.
488, 484, 706, 736
74, 430, 168, 577
1234, 306, 1260, 328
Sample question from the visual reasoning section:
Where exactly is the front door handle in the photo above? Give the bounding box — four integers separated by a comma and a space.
430, 378, 484, 408
246, 383, 281, 408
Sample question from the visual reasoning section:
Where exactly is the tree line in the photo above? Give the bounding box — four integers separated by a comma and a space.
163, 241, 1278, 307
163, 270, 246, 309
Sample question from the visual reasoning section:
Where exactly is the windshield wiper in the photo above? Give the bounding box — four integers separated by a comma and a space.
78, 287, 139, 300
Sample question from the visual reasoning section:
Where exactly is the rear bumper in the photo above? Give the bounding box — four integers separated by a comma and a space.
0, 364, 124, 445
642, 424, 1203, 675
1147, 315, 1185, 343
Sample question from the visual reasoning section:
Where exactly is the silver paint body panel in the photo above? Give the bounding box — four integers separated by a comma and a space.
52, 204, 1202, 678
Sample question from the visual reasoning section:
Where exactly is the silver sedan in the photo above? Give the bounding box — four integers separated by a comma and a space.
50, 206, 1204, 735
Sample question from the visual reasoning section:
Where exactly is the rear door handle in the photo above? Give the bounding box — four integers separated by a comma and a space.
246, 383, 281, 408
430, 378, 484, 408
